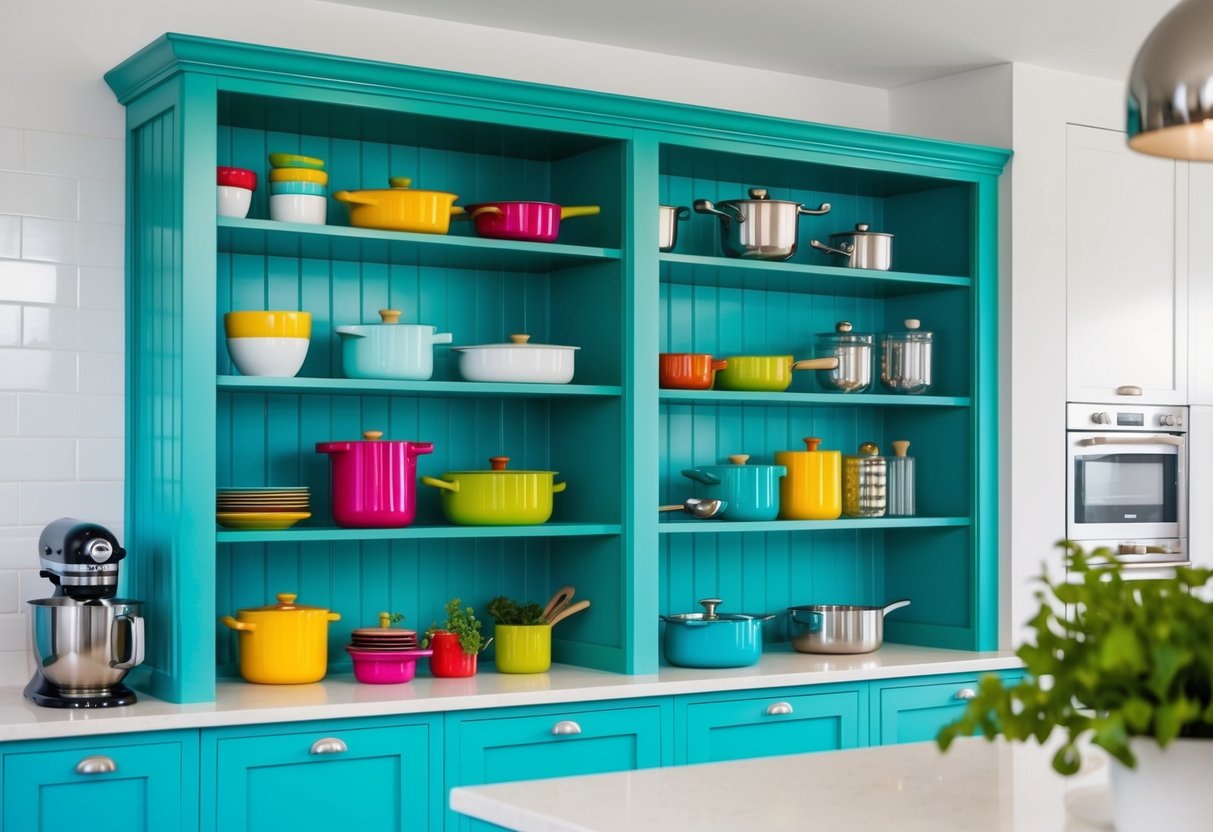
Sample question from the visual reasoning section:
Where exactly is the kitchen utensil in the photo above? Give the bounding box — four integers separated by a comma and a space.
269, 167, 329, 186
344, 646, 432, 684
659, 598, 774, 668
494, 624, 552, 673
548, 599, 590, 627
659, 205, 689, 252
809, 222, 894, 270
268, 152, 325, 170
713, 355, 838, 392
658, 497, 728, 518
693, 188, 831, 260
217, 185, 253, 218
659, 353, 728, 390
315, 431, 434, 528
335, 308, 454, 381
452, 334, 578, 384
813, 321, 873, 393
269, 193, 326, 224
775, 437, 842, 520
887, 440, 916, 516
224, 310, 312, 339
541, 586, 575, 623
270, 180, 326, 197
334, 177, 463, 234
464, 201, 600, 243
787, 599, 911, 654
681, 455, 786, 522
421, 456, 567, 525
225, 337, 310, 377
843, 442, 887, 517
215, 511, 311, 530
217, 166, 257, 190
221, 592, 341, 684
880, 319, 934, 394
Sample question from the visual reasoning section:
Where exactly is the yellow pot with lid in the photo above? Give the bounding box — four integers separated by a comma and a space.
221, 592, 341, 684
333, 176, 464, 234
775, 437, 842, 520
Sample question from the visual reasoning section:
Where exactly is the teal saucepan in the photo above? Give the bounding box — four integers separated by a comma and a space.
335, 308, 453, 381
681, 454, 786, 521
660, 598, 774, 668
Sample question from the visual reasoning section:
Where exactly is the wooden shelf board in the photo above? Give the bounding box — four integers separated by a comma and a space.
216, 522, 623, 543
217, 376, 623, 398
659, 389, 970, 407
657, 516, 971, 534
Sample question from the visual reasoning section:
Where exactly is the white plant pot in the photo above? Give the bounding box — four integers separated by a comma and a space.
1110, 737, 1213, 832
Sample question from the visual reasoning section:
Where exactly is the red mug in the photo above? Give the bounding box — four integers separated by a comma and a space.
659, 353, 728, 390
428, 631, 477, 678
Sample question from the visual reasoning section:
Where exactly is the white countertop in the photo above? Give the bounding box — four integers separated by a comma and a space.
0, 644, 1020, 743
451, 737, 1114, 832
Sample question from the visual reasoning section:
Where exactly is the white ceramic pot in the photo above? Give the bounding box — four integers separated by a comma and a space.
452, 334, 578, 384
217, 185, 253, 218
226, 337, 309, 377
270, 193, 326, 225
1110, 737, 1213, 832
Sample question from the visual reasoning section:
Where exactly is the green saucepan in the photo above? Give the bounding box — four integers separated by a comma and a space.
713, 355, 839, 392
421, 456, 567, 525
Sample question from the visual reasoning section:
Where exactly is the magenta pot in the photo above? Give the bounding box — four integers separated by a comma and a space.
464, 201, 600, 243
315, 430, 433, 528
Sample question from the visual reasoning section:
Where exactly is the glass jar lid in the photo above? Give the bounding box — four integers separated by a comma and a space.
817, 320, 874, 345
884, 319, 933, 342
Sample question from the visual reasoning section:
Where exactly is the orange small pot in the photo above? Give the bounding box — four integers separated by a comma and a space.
659, 353, 728, 390
428, 631, 478, 678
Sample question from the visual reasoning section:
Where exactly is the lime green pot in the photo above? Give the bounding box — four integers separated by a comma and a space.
494, 624, 551, 673
421, 456, 567, 525
714, 355, 836, 392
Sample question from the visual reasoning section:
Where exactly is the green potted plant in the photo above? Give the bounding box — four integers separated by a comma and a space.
487, 595, 550, 674
425, 598, 484, 678
938, 541, 1213, 832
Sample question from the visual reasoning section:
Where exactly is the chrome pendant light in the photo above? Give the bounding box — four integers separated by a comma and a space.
1128, 0, 1213, 159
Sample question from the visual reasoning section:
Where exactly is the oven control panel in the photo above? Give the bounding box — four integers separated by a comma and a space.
1068, 403, 1187, 433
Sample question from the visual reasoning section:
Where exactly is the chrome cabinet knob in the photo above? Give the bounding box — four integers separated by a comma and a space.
765, 702, 794, 716
309, 737, 348, 755
75, 755, 118, 775
551, 720, 582, 736
954, 688, 977, 701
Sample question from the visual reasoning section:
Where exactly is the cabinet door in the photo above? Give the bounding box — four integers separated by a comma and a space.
206, 718, 439, 832
675, 685, 866, 765
2, 731, 198, 832
873, 671, 1022, 745
1187, 407, 1213, 571
1066, 123, 1187, 405
447, 700, 670, 831
1189, 165, 1213, 404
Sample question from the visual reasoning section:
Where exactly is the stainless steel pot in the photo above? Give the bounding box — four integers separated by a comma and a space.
810, 223, 894, 270
881, 319, 933, 394
659, 205, 689, 252
787, 599, 910, 654
813, 321, 873, 393
28, 597, 144, 693
694, 188, 831, 260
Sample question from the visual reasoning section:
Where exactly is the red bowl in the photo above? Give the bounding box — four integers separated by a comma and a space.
218, 166, 257, 190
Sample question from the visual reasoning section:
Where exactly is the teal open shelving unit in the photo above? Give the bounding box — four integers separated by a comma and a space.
106, 34, 1008, 704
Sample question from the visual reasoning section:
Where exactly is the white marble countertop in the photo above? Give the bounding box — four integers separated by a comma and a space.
451, 737, 1114, 832
0, 644, 1020, 743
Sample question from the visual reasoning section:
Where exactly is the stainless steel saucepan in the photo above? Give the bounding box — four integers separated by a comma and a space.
810, 223, 894, 270
787, 599, 910, 654
694, 188, 831, 260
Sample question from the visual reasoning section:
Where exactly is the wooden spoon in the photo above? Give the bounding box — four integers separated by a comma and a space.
541, 585, 575, 623
548, 599, 590, 627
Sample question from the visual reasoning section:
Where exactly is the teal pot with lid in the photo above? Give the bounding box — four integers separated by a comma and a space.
659, 598, 774, 668
335, 308, 453, 380
681, 454, 786, 521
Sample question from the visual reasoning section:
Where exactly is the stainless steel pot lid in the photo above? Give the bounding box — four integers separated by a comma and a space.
450, 333, 579, 351
788, 599, 911, 613
660, 598, 774, 624
718, 187, 801, 208
883, 319, 933, 341
829, 222, 893, 239
816, 321, 873, 345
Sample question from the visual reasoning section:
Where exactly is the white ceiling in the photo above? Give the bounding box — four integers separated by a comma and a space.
326, 0, 1177, 88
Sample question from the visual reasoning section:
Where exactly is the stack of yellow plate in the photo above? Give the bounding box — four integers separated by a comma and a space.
216, 487, 311, 530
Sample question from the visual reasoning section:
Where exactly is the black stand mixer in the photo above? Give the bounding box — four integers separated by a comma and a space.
24, 518, 145, 708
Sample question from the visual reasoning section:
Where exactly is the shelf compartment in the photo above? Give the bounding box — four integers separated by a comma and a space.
659, 390, 969, 407
658, 517, 970, 534
216, 522, 622, 543
218, 217, 622, 270
660, 254, 969, 297
218, 376, 623, 399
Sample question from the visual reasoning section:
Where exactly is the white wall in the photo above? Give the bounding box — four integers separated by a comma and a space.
0, 0, 889, 684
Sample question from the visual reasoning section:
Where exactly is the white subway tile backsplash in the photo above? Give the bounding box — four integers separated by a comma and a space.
78, 266, 123, 310
21, 218, 79, 264
0, 613, 28, 651
0, 304, 19, 346
75, 395, 123, 438
23, 132, 124, 182
0, 172, 77, 220
0, 128, 22, 172
19, 482, 122, 526
0, 571, 18, 613
21, 305, 79, 350
0, 216, 19, 259
0, 485, 17, 525
18, 569, 46, 605
0, 349, 77, 392
77, 307, 122, 353
78, 180, 123, 224
78, 438, 123, 481
78, 352, 123, 394
0, 260, 76, 304
77, 221, 123, 268
0, 439, 76, 482
0, 535, 39, 570
18, 393, 78, 437
0, 395, 17, 436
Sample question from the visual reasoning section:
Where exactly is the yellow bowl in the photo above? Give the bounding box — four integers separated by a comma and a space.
224, 311, 312, 339
216, 511, 311, 530
269, 152, 325, 170
269, 167, 329, 185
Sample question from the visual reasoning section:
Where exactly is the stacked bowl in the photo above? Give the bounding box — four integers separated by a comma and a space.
217, 166, 257, 218
224, 310, 311, 377
268, 152, 328, 225
215, 486, 311, 530
345, 616, 431, 684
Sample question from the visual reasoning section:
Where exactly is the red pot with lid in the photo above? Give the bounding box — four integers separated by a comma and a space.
315, 430, 433, 528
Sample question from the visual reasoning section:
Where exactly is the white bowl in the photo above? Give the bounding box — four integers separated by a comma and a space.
270, 194, 326, 225
226, 337, 309, 377
217, 185, 253, 218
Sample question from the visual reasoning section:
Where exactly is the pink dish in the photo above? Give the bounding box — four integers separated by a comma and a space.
315, 432, 433, 528
465, 201, 599, 243
345, 646, 433, 684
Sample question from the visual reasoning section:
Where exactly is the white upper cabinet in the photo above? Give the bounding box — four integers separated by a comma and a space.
1066, 123, 1188, 405
1188, 164, 1213, 405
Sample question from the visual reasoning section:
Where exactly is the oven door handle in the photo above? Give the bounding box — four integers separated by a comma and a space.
1077, 435, 1184, 447
1118, 560, 1192, 569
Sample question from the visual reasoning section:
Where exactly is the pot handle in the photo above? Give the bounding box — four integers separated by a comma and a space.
553, 481, 568, 493
334, 326, 366, 339
109, 614, 145, 670
222, 615, 255, 632
315, 441, 352, 454
882, 599, 912, 616
797, 202, 832, 216
809, 239, 856, 258
791, 357, 840, 371
559, 205, 601, 220
470, 206, 502, 219
712, 359, 728, 371
432, 332, 454, 345
674, 206, 690, 221
693, 199, 744, 223
408, 442, 435, 457
327, 612, 342, 622
449, 206, 466, 217
333, 191, 377, 207
421, 476, 460, 493
680, 468, 721, 485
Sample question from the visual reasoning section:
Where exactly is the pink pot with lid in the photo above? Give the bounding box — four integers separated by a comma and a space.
315, 430, 433, 528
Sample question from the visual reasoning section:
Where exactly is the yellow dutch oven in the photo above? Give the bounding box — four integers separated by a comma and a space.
333, 177, 464, 234
222, 593, 341, 684
775, 437, 842, 520
421, 456, 567, 525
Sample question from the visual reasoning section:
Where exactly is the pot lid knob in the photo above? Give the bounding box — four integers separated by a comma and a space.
509, 334, 531, 344
379, 309, 402, 324
276, 593, 298, 609
747, 188, 770, 200
490, 456, 510, 470
904, 319, 921, 330
856, 223, 870, 232
698, 598, 723, 619
804, 437, 822, 452
858, 442, 881, 456
378, 611, 392, 629
892, 440, 910, 458
728, 454, 750, 465
363, 430, 384, 441
388, 176, 413, 189
836, 321, 853, 333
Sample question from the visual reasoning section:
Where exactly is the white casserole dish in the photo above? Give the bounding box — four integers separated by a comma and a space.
452, 334, 578, 384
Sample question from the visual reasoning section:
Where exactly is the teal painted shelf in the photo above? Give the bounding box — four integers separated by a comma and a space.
217, 376, 623, 398
218, 217, 623, 270
657, 517, 971, 534
216, 522, 623, 543
659, 390, 970, 407
660, 253, 970, 296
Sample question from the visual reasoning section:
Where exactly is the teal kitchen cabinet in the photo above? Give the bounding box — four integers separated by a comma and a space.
201, 714, 441, 832
872, 670, 1023, 745
674, 683, 867, 765
1, 730, 199, 832
445, 699, 672, 831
